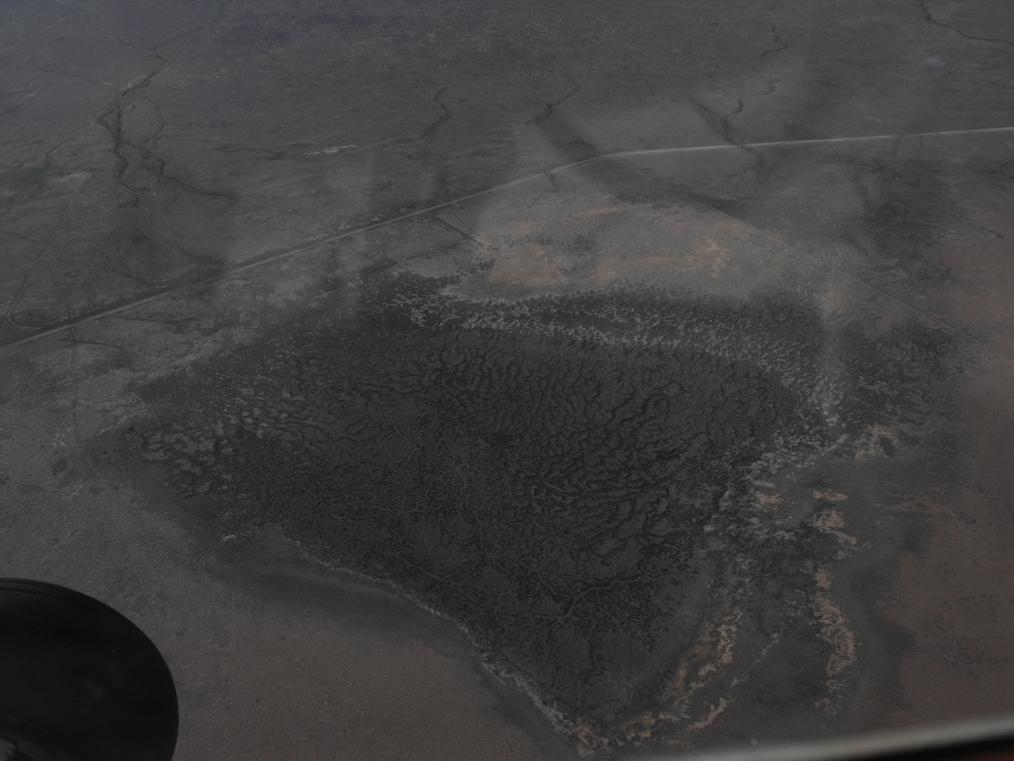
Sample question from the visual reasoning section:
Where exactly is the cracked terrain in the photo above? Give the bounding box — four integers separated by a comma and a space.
119, 275, 959, 752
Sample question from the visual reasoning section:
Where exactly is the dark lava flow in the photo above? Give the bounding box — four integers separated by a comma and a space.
126, 276, 954, 747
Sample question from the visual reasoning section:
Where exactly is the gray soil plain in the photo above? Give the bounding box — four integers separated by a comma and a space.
3, 1, 1014, 759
